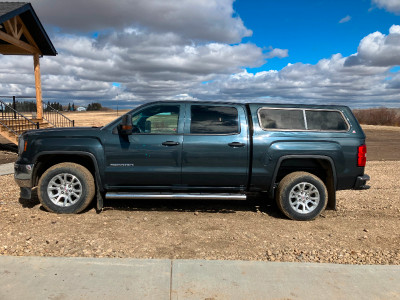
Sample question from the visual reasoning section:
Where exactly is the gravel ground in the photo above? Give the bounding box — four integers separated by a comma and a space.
0, 161, 399, 265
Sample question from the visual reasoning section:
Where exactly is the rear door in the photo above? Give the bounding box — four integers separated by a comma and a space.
181, 103, 249, 188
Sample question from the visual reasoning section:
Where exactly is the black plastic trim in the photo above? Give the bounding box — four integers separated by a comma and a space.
269, 155, 337, 199
34, 151, 103, 192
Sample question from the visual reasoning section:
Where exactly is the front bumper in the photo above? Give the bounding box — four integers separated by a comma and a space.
354, 174, 370, 190
14, 163, 34, 200
14, 163, 34, 187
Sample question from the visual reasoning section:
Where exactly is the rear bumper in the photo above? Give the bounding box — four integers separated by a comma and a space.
354, 174, 370, 190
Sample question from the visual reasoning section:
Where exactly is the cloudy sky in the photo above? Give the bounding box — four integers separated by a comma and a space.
2, 0, 400, 108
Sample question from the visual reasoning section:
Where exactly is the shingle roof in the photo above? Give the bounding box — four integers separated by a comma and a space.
0, 2, 28, 21
0, 2, 57, 55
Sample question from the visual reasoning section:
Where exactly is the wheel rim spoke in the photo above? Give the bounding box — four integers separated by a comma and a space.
288, 182, 320, 214
47, 172, 83, 207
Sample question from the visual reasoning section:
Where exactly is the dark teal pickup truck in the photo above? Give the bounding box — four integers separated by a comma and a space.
14, 101, 369, 220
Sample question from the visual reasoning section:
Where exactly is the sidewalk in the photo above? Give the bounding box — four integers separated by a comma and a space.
0, 163, 13, 175
0, 256, 399, 299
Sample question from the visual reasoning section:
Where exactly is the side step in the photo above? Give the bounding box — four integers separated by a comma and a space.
105, 192, 247, 200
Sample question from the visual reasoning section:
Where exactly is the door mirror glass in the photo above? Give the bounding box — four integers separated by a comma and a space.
119, 114, 133, 135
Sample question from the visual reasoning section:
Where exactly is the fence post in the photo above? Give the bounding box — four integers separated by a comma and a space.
13, 96, 16, 119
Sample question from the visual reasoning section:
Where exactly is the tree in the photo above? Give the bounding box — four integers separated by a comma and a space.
87, 102, 102, 111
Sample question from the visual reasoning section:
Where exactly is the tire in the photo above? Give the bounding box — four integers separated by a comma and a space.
38, 163, 95, 214
276, 171, 327, 221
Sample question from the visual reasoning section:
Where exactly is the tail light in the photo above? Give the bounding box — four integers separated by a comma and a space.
357, 145, 367, 167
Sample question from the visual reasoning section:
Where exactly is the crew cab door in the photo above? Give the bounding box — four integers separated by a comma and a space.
104, 103, 184, 187
181, 104, 249, 188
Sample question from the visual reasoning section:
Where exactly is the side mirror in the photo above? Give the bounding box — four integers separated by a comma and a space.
119, 114, 133, 135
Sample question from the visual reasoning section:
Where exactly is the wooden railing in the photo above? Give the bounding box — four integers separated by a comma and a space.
0, 99, 39, 136
43, 103, 74, 128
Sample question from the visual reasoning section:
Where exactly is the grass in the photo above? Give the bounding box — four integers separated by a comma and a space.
353, 108, 400, 127
63, 110, 129, 127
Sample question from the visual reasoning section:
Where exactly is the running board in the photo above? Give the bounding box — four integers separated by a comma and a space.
105, 192, 247, 200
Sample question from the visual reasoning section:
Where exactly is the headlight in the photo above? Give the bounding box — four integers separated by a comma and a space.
18, 136, 26, 156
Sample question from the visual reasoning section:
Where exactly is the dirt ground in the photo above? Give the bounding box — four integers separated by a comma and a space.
0, 116, 399, 264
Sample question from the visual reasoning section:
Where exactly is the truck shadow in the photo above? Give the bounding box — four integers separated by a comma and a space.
101, 197, 284, 219
17, 191, 284, 219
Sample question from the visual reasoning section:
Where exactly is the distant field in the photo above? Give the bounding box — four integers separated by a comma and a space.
63, 110, 130, 127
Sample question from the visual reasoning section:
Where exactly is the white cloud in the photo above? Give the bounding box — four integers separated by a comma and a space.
345, 25, 400, 66
265, 48, 289, 59
201, 53, 392, 107
339, 15, 351, 23
2, 3, 400, 108
30, 0, 252, 43
372, 0, 400, 14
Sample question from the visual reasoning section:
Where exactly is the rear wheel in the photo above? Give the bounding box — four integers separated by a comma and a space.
276, 172, 327, 221
38, 163, 95, 214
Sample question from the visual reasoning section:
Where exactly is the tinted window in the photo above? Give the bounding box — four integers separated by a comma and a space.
259, 109, 305, 130
190, 105, 239, 134
131, 105, 179, 134
306, 110, 348, 131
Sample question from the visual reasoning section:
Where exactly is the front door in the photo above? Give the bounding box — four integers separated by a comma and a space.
104, 103, 184, 188
181, 104, 249, 188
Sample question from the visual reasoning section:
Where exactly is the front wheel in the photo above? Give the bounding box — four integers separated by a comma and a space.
38, 163, 95, 214
276, 172, 327, 221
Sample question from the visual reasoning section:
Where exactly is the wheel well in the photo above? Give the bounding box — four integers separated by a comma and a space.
274, 158, 336, 210
276, 158, 332, 184
33, 154, 96, 186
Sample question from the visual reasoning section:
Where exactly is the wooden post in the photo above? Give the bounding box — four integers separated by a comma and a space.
33, 53, 42, 120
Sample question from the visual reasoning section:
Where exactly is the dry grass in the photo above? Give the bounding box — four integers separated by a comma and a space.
63, 110, 130, 127
353, 108, 400, 127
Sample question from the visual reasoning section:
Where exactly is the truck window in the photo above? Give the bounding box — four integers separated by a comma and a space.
190, 105, 239, 134
258, 109, 305, 130
131, 105, 179, 134
305, 110, 348, 131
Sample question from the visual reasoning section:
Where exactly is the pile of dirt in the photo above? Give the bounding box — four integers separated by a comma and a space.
0, 161, 399, 265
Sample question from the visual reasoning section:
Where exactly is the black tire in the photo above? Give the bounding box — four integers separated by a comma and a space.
38, 163, 95, 214
276, 171, 327, 221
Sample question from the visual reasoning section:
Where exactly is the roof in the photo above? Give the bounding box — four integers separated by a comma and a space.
0, 2, 56, 55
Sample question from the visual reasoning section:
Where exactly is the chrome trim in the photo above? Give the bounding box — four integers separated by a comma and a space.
105, 192, 247, 200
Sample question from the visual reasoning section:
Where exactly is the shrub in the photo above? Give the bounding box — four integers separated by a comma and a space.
353, 108, 400, 126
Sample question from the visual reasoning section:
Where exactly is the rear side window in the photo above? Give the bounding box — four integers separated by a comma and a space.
306, 110, 348, 131
190, 105, 239, 134
258, 108, 348, 131
259, 109, 305, 130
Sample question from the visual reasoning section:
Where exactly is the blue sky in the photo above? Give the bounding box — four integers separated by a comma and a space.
234, 0, 400, 70
1, 0, 400, 108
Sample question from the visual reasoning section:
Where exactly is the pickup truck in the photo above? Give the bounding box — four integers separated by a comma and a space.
14, 101, 370, 221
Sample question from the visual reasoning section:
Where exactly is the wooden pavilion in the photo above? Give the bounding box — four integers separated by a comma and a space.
0, 2, 57, 120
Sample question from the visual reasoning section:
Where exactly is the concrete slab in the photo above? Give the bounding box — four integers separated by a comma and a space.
0, 256, 171, 300
1, 256, 400, 300
0, 163, 14, 175
171, 260, 400, 300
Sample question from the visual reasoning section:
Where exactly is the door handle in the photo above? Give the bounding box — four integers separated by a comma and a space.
228, 142, 245, 148
162, 141, 180, 146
